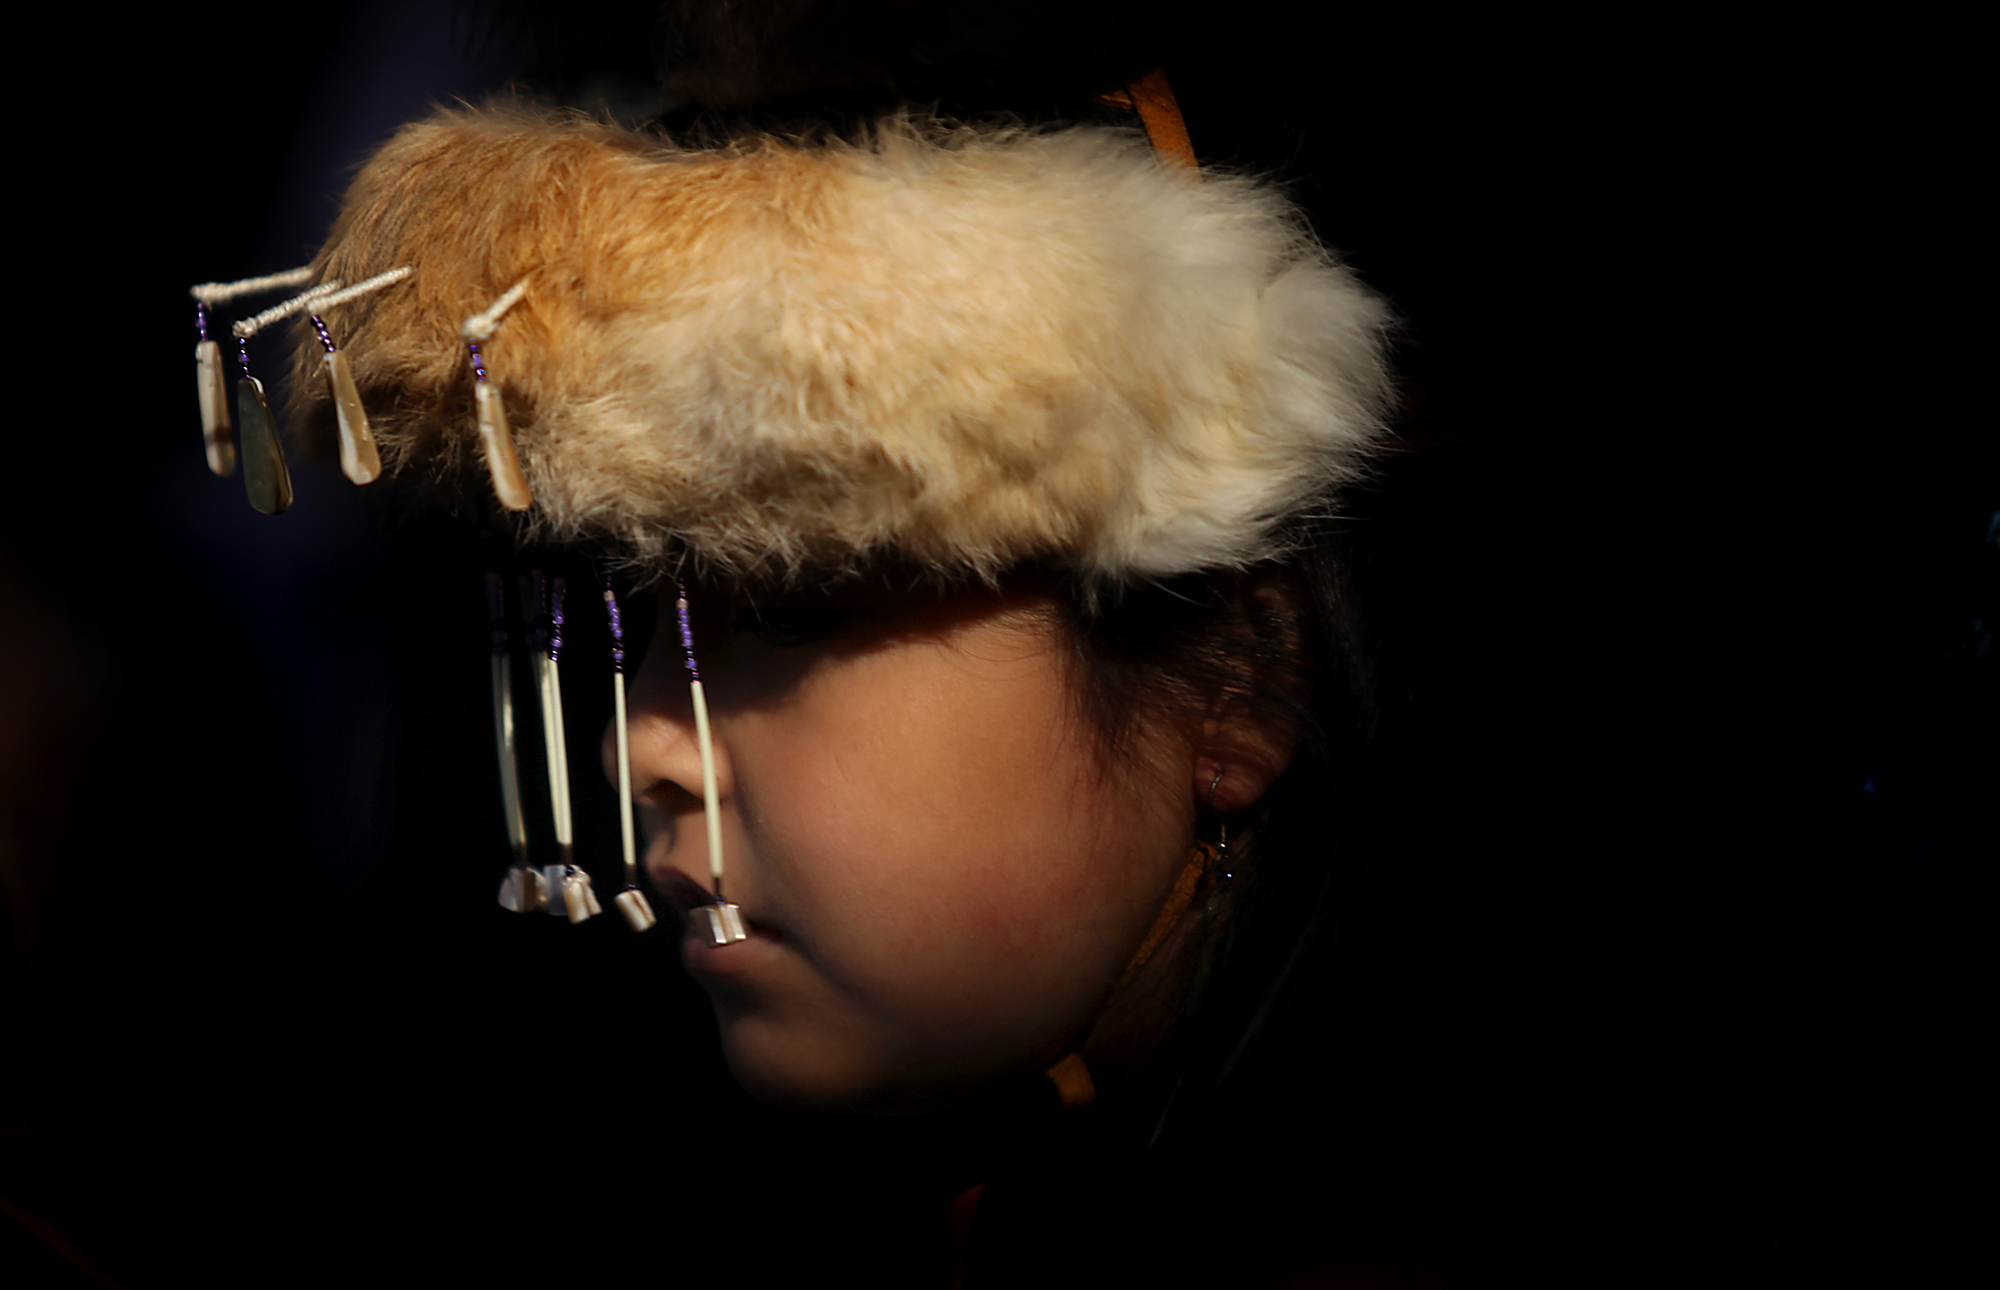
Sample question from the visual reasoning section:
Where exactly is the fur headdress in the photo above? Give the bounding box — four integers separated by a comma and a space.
291, 106, 1391, 582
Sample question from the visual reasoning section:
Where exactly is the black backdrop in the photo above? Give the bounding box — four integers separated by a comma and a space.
6, 5, 1985, 1286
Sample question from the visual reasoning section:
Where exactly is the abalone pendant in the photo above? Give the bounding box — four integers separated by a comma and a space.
614, 887, 658, 933
236, 375, 293, 514
560, 864, 602, 924
195, 340, 235, 476
697, 902, 748, 946
497, 864, 548, 913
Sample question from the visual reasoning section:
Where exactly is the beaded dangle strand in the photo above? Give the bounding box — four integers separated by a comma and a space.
231, 331, 295, 515
524, 570, 600, 922
678, 579, 746, 945
193, 299, 235, 477
603, 571, 658, 932
309, 314, 383, 485
462, 280, 534, 512
488, 568, 544, 913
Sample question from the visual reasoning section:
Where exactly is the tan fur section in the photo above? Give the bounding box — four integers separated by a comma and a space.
289, 107, 1391, 581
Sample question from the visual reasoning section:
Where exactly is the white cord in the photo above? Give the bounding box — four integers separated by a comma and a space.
307, 266, 415, 314
230, 266, 414, 339
462, 278, 531, 341
190, 266, 314, 306
230, 281, 341, 338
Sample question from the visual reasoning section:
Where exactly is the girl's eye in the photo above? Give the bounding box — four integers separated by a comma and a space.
733, 605, 852, 647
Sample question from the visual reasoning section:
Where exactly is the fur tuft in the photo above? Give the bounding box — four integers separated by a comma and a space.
290, 106, 1392, 582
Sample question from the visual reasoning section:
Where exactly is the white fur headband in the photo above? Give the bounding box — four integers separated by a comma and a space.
289, 107, 1392, 582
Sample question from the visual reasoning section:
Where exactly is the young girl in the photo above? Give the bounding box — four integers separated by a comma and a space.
269, 89, 1404, 1283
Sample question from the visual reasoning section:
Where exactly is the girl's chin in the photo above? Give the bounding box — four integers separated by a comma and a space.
713, 1024, 900, 1113
713, 1009, 1065, 1117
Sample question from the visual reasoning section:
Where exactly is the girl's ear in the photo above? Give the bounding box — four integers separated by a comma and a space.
1190, 573, 1309, 816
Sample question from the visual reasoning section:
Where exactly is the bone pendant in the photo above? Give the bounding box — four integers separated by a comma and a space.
474, 380, 533, 511
323, 349, 382, 485
195, 340, 235, 476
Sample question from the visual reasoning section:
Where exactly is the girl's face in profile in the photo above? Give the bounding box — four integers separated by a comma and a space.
623, 579, 1199, 1113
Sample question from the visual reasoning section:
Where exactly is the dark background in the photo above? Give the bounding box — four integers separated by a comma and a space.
6, 4, 1985, 1286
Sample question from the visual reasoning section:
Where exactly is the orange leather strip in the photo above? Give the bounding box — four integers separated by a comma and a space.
1126, 69, 1198, 174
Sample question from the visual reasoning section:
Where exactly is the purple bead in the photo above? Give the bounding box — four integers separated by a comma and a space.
311, 315, 336, 353
676, 579, 701, 681
602, 572, 626, 672
548, 575, 565, 663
